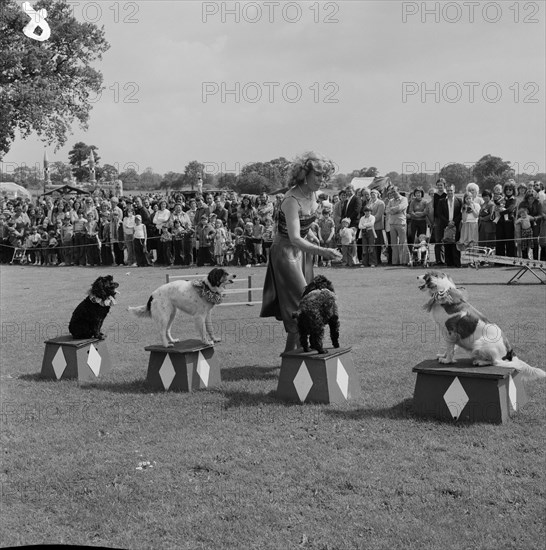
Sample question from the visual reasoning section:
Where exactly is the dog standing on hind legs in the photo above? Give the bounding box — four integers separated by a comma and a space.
128, 268, 235, 347
292, 275, 340, 354
417, 270, 546, 383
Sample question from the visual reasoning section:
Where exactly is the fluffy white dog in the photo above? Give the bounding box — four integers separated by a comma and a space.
128, 268, 235, 347
417, 271, 545, 383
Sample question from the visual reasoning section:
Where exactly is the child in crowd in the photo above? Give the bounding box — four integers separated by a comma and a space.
251, 217, 264, 265
213, 219, 227, 266
262, 218, 274, 264
171, 220, 185, 266
86, 216, 100, 266
339, 218, 357, 267
243, 221, 255, 265
478, 190, 496, 249
10, 238, 25, 264
59, 217, 74, 266
457, 192, 480, 253
233, 227, 248, 266
196, 215, 214, 267
159, 225, 173, 266
28, 226, 41, 265
358, 206, 376, 267
318, 207, 335, 267
411, 234, 430, 267
73, 210, 88, 266
47, 230, 59, 266
515, 206, 533, 259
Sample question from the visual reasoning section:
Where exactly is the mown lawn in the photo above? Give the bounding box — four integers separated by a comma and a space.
1, 264, 544, 549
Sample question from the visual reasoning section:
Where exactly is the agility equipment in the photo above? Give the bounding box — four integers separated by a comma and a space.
277, 347, 360, 404
463, 247, 546, 284
41, 336, 112, 382
145, 339, 221, 391
412, 358, 528, 423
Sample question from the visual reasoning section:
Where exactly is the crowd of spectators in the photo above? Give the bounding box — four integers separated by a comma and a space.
1, 179, 545, 268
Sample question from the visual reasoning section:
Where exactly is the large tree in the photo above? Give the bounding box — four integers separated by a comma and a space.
50, 160, 72, 184
472, 155, 512, 187
0, 0, 110, 158
439, 163, 473, 192
68, 142, 100, 182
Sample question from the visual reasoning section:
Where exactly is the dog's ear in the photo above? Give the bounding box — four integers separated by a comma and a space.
207, 268, 224, 289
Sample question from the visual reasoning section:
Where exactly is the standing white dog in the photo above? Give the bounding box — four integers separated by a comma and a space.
128, 268, 235, 347
417, 270, 545, 383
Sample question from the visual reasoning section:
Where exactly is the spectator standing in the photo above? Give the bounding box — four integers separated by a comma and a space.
518, 188, 543, 260
317, 205, 335, 267
494, 181, 517, 257
478, 190, 496, 249
457, 192, 480, 254
386, 186, 410, 265
133, 215, 149, 267
430, 178, 447, 265
358, 206, 377, 267
438, 183, 462, 267
407, 187, 427, 249
368, 189, 386, 265
122, 206, 136, 266
339, 218, 357, 266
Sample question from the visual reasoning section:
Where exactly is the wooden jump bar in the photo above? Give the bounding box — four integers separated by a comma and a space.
165, 273, 263, 305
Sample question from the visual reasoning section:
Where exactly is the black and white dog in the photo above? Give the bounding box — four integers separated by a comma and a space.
128, 268, 235, 347
418, 271, 545, 382
69, 275, 119, 340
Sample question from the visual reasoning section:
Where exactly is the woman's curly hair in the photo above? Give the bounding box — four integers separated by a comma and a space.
288, 151, 335, 187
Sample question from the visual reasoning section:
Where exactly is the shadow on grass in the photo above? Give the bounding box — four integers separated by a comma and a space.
325, 398, 418, 421
220, 388, 330, 411
18, 373, 51, 383
78, 378, 151, 394
221, 365, 279, 382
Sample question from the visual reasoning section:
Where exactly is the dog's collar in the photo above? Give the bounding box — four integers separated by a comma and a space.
423, 287, 465, 312
192, 279, 224, 304
89, 294, 116, 307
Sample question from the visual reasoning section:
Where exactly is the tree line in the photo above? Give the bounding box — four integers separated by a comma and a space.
2, 145, 543, 196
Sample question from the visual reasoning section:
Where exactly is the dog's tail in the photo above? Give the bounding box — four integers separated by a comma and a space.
494, 356, 546, 383
127, 296, 153, 318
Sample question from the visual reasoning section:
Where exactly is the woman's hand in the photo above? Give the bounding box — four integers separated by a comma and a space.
322, 248, 342, 261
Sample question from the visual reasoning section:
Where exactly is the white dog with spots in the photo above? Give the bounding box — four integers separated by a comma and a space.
128, 268, 235, 347
417, 271, 545, 383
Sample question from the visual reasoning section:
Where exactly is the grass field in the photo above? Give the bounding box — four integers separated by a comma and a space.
1, 264, 545, 549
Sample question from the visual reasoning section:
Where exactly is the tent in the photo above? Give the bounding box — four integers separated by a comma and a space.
350, 177, 375, 190
350, 176, 392, 195
0, 182, 32, 200
41, 184, 91, 197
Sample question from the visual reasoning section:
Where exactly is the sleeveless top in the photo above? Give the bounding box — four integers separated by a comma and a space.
276, 195, 318, 238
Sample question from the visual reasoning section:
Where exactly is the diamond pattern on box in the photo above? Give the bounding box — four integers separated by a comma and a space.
87, 344, 102, 377
52, 346, 67, 380
443, 377, 469, 420
196, 351, 211, 387
508, 375, 517, 411
159, 355, 176, 390
336, 359, 349, 400
293, 361, 313, 402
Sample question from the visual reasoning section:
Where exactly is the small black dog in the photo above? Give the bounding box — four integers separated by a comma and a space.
292, 275, 340, 354
69, 275, 119, 340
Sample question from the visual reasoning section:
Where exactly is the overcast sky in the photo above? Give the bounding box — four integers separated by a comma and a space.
4, 0, 546, 178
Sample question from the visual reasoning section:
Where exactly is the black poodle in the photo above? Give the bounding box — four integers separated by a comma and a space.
292, 275, 340, 354
69, 275, 119, 340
